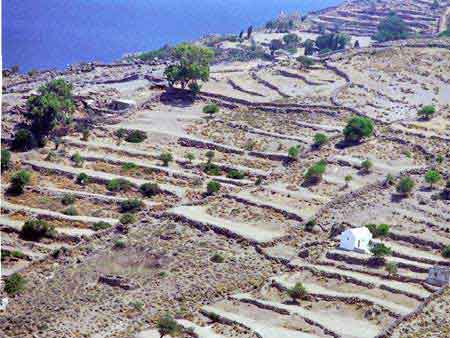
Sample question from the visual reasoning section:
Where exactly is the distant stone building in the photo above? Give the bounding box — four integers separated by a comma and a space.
339, 227, 372, 253
427, 266, 450, 286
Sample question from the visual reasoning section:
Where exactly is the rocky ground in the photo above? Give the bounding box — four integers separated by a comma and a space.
1, 9, 450, 338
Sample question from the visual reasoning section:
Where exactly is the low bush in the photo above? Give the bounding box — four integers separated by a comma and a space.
205, 150, 215, 163
203, 103, 219, 117
157, 314, 179, 338
313, 133, 328, 148
61, 193, 76, 205
1, 149, 11, 170
114, 239, 127, 249
207, 180, 221, 195
5, 273, 26, 295
305, 219, 316, 232
288, 145, 301, 160
442, 245, 450, 258
120, 213, 137, 225
21, 219, 55, 241
304, 160, 327, 185
287, 282, 308, 300
185, 152, 195, 163
371, 243, 392, 257
396, 176, 415, 196
211, 252, 225, 263
125, 130, 147, 143
71, 152, 84, 166
159, 152, 173, 166
63, 206, 79, 216
297, 55, 315, 67
139, 183, 160, 197
120, 198, 144, 213
418, 105, 436, 120
424, 169, 441, 189
203, 163, 221, 176
361, 159, 373, 173
227, 169, 245, 180
122, 162, 138, 171
76, 173, 90, 185
385, 262, 398, 275
92, 221, 112, 231
9, 170, 31, 194
12, 129, 36, 151
366, 223, 390, 238
107, 178, 132, 192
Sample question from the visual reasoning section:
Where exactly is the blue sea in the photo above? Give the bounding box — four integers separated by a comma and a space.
3, 0, 340, 72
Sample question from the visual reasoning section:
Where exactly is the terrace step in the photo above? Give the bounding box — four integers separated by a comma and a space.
271, 274, 411, 316
231, 294, 384, 338
0, 214, 96, 238
202, 303, 325, 338
166, 205, 288, 245
176, 319, 227, 338
23, 159, 184, 197
291, 262, 430, 301
293, 121, 343, 133
329, 155, 421, 175
326, 249, 433, 273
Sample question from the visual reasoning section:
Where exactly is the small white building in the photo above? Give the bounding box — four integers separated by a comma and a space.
339, 227, 372, 253
427, 266, 450, 286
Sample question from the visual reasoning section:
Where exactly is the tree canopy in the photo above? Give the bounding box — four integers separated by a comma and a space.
26, 79, 75, 145
315, 33, 350, 51
164, 43, 214, 92
343, 116, 374, 143
373, 12, 410, 42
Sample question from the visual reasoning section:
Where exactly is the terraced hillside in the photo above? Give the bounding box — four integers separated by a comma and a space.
1, 34, 450, 338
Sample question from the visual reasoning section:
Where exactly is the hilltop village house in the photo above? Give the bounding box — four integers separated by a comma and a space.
427, 266, 450, 286
339, 227, 372, 253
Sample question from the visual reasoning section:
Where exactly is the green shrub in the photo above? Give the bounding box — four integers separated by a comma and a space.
139, 183, 160, 197
9, 170, 31, 194
157, 314, 179, 338
61, 193, 76, 205
366, 223, 390, 238
442, 246, 450, 258
71, 152, 84, 167
361, 159, 373, 173
92, 221, 112, 231
207, 180, 221, 195
5, 273, 26, 295
12, 129, 36, 151
211, 252, 225, 263
344, 175, 353, 185
313, 133, 329, 148
372, 12, 410, 42
122, 162, 138, 171
371, 243, 392, 257
424, 169, 441, 189
21, 219, 55, 241
185, 152, 195, 163
114, 239, 127, 249
107, 178, 132, 192
396, 176, 415, 195
287, 282, 308, 300
159, 152, 173, 166
120, 213, 137, 225
203, 163, 221, 176
304, 160, 327, 185
288, 145, 301, 160
125, 130, 147, 143
203, 103, 219, 117
418, 105, 436, 120
205, 150, 215, 163
1, 149, 11, 170
385, 262, 398, 275
343, 116, 374, 143
76, 173, 90, 185
114, 128, 127, 140
305, 219, 316, 232
384, 174, 395, 186
1, 249, 25, 261
63, 206, 79, 216
227, 169, 245, 180
297, 55, 315, 67
120, 199, 144, 213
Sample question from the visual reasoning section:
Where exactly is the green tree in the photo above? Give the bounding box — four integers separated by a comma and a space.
385, 262, 398, 275
288, 145, 301, 160
373, 12, 410, 42
203, 103, 219, 118
26, 79, 75, 145
315, 33, 350, 51
343, 116, 374, 143
283, 33, 300, 47
164, 43, 214, 90
425, 169, 441, 189
371, 243, 392, 257
21, 219, 55, 241
159, 152, 173, 166
12, 129, 36, 151
361, 159, 373, 173
304, 39, 315, 56
442, 245, 450, 258
140, 183, 160, 197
